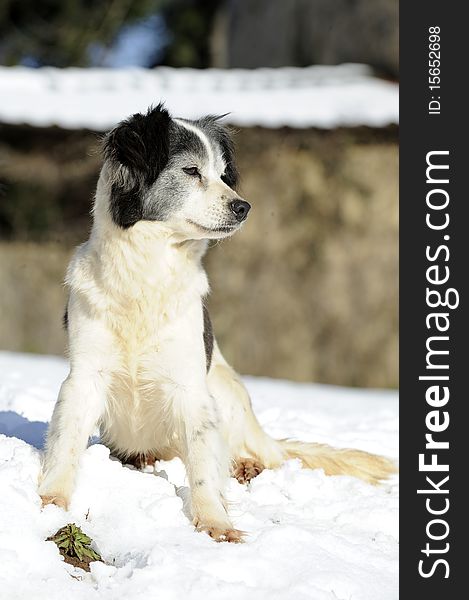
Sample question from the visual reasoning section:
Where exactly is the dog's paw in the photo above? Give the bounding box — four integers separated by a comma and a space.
40, 494, 69, 510
233, 458, 264, 484
196, 523, 245, 543
123, 452, 159, 470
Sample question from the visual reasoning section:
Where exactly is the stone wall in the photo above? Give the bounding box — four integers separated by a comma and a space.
0, 125, 398, 387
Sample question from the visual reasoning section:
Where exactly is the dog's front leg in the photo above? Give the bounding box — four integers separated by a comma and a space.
182, 398, 243, 543
39, 307, 113, 509
38, 368, 109, 509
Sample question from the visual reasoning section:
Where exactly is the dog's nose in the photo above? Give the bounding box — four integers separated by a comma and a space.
229, 200, 251, 222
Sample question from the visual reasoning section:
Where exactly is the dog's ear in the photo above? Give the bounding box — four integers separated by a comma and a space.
218, 126, 239, 190
103, 103, 171, 228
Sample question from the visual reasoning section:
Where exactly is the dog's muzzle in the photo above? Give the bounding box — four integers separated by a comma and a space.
229, 200, 251, 222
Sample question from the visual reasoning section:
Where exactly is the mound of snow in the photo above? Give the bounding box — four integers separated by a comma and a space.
0, 351, 398, 600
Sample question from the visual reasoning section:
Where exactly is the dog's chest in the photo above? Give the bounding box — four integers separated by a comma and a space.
108, 264, 208, 376
72, 234, 209, 401
105, 276, 206, 443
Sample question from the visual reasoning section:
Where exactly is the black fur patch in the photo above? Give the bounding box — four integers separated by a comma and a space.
196, 116, 239, 189
62, 305, 68, 331
109, 185, 143, 230
103, 104, 171, 228
202, 304, 214, 372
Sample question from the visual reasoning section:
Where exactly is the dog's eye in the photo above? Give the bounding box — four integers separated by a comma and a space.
183, 166, 200, 178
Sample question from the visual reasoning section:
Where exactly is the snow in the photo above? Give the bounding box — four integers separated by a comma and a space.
0, 64, 398, 130
0, 351, 398, 599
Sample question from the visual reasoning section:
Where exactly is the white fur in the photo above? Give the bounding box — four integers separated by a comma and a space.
40, 159, 242, 531
39, 120, 395, 542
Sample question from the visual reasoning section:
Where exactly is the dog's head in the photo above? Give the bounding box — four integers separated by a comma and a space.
102, 104, 250, 240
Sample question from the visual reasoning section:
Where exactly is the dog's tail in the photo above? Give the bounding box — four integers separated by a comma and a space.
208, 344, 396, 485
277, 439, 396, 485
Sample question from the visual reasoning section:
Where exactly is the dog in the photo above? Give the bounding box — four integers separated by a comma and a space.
39, 104, 395, 542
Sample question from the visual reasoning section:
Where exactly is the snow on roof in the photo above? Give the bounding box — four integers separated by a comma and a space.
0, 64, 398, 130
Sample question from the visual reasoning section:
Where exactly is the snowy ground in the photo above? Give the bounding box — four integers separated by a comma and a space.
0, 64, 398, 130
0, 351, 398, 600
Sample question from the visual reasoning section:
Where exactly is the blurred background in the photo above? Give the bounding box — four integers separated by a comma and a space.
0, 0, 398, 388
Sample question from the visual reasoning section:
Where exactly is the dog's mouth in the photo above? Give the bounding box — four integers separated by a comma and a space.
187, 220, 239, 236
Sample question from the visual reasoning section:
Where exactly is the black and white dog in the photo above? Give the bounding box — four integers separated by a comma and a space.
39, 104, 394, 542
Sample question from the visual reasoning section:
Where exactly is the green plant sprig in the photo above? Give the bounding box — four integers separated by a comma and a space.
48, 523, 102, 563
